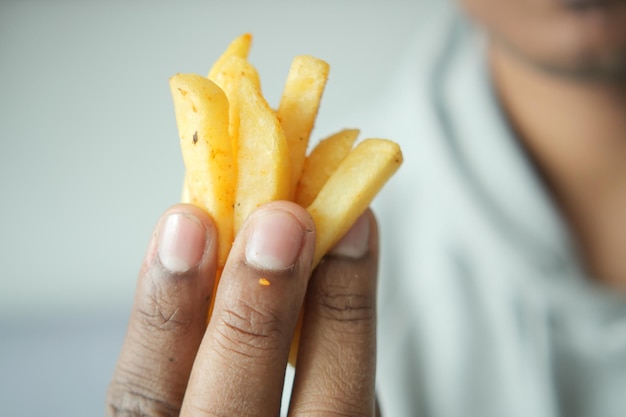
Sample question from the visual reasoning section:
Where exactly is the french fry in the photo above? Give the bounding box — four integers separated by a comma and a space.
180, 35, 252, 205
307, 138, 403, 267
169, 73, 236, 267
207, 33, 253, 80
234, 76, 291, 234
210, 56, 262, 165
295, 128, 359, 207
181, 176, 190, 203
276, 55, 330, 198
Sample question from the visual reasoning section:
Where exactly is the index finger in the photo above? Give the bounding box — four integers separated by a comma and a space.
180, 202, 316, 417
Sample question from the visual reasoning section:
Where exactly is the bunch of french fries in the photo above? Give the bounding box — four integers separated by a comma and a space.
169, 34, 402, 360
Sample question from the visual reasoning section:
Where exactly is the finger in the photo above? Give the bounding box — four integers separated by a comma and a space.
107, 204, 217, 417
289, 210, 379, 417
181, 201, 316, 417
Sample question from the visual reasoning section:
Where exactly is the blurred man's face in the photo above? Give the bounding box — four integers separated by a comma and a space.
459, 0, 626, 82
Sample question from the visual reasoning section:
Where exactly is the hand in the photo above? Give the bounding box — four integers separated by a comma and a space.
106, 200, 380, 416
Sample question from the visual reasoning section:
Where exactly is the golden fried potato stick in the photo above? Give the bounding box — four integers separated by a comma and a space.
295, 128, 359, 207
210, 56, 261, 165
179, 34, 257, 204
234, 76, 291, 234
276, 55, 330, 199
307, 138, 403, 267
169, 73, 236, 268
207, 33, 252, 81
181, 177, 191, 203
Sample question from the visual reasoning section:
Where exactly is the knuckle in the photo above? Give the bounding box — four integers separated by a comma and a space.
296, 397, 373, 417
315, 282, 376, 328
183, 403, 259, 417
311, 259, 378, 331
213, 298, 285, 359
136, 280, 194, 334
106, 380, 180, 417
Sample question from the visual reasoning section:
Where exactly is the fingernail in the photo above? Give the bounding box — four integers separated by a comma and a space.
330, 213, 370, 259
158, 213, 208, 273
245, 209, 305, 270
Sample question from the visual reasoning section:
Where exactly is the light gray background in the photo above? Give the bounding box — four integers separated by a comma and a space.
0, 0, 423, 415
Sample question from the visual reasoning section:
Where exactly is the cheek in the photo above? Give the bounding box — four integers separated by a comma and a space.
458, 0, 543, 45
458, 0, 520, 26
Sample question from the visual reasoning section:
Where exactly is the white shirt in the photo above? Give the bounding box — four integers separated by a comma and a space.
368, 3, 626, 417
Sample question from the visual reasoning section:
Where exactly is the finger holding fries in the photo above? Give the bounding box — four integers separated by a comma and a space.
107, 201, 380, 417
